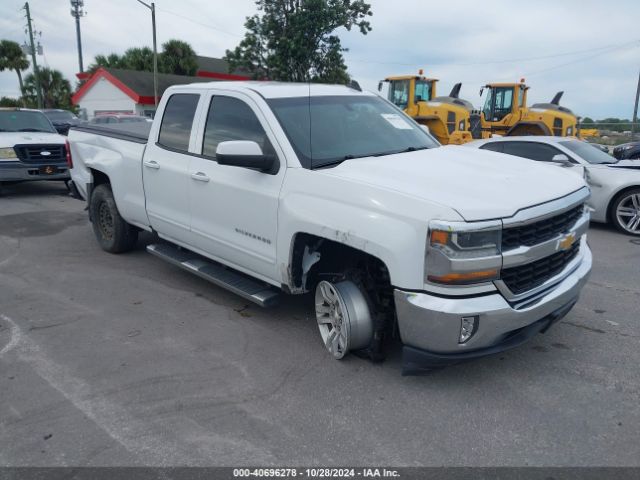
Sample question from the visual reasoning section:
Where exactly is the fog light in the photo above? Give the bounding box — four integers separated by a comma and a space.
459, 316, 478, 344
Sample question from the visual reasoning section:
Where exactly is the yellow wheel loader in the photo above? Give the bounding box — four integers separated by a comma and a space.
380, 75, 579, 145
379, 74, 473, 145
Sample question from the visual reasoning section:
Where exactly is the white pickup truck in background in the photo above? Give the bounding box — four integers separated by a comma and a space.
68, 82, 592, 374
0, 108, 71, 187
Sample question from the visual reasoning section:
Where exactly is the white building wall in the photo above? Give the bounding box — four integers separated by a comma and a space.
78, 78, 136, 118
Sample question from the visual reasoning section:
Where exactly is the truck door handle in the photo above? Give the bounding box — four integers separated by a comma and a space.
191, 172, 210, 182
143, 160, 160, 170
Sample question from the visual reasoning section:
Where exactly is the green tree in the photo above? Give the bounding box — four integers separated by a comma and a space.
122, 47, 155, 71
581, 117, 594, 124
224, 0, 373, 83
160, 39, 198, 76
87, 40, 198, 76
23, 67, 73, 109
0, 39, 30, 95
87, 53, 125, 73
0, 96, 22, 107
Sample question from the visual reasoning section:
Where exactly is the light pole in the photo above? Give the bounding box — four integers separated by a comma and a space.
135, 0, 158, 108
632, 68, 640, 142
70, 0, 85, 73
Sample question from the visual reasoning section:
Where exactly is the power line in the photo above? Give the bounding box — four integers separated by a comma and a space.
522, 42, 640, 77
347, 38, 640, 67
155, 7, 243, 38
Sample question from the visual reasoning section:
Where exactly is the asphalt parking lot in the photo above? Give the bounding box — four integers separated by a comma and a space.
1, 181, 639, 467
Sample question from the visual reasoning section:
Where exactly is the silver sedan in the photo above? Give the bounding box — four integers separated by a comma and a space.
466, 136, 640, 236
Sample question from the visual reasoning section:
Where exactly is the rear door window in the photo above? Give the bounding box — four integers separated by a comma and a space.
158, 93, 200, 152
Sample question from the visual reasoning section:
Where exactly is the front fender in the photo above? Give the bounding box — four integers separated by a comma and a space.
277, 169, 462, 290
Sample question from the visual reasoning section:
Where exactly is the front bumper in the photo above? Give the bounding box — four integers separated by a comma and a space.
394, 242, 592, 374
0, 161, 70, 182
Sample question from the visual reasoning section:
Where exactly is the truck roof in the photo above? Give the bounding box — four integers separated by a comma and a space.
167, 81, 376, 99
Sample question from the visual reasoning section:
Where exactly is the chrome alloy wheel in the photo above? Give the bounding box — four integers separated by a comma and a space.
315, 280, 373, 359
615, 192, 640, 235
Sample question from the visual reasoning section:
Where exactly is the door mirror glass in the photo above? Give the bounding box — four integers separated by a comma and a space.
551, 153, 571, 166
216, 141, 276, 173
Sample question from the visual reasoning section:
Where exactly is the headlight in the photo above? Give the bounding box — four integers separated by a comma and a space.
0, 147, 18, 160
426, 221, 502, 285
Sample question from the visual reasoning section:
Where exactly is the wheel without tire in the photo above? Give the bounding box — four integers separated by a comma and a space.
611, 188, 640, 236
90, 184, 138, 253
315, 280, 373, 359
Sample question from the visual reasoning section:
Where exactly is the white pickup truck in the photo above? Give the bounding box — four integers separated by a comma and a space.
68, 82, 592, 374
0, 108, 71, 186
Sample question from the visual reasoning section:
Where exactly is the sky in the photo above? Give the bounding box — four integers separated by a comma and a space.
1, 0, 639, 119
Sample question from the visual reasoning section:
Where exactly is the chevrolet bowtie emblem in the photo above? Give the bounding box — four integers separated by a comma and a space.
558, 233, 576, 251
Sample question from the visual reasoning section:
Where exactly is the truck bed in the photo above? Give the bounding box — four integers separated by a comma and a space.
70, 122, 151, 144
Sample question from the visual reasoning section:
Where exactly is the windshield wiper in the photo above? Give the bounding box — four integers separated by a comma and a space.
373, 146, 430, 157
314, 146, 432, 169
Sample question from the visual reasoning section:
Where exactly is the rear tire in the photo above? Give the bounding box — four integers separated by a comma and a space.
610, 188, 640, 236
90, 184, 138, 253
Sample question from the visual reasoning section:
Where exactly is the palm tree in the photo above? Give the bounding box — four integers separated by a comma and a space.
160, 39, 198, 76
121, 47, 154, 71
87, 53, 125, 73
0, 39, 30, 95
23, 67, 72, 109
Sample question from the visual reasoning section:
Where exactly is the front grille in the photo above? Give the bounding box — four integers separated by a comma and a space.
501, 241, 580, 295
14, 144, 66, 163
502, 204, 583, 250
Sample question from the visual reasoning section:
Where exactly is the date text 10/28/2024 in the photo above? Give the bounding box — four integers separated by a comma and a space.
233, 468, 400, 478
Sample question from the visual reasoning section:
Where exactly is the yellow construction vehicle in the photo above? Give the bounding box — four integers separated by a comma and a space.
379, 73, 473, 145
380, 74, 579, 145
579, 128, 599, 138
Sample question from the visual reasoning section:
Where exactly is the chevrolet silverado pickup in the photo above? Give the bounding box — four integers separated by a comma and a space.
68, 82, 592, 374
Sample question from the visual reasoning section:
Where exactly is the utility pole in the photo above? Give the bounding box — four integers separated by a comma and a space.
632, 68, 640, 141
70, 0, 85, 73
135, 0, 158, 108
24, 2, 42, 109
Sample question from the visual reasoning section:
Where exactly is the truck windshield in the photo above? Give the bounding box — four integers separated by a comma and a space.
0, 110, 57, 133
267, 95, 439, 169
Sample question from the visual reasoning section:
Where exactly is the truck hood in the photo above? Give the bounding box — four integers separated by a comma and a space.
323, 145, 587, 221
1, 131, 65, 146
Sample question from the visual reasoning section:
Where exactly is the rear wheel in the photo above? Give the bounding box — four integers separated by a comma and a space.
90, 184, 138, 252
611, 188, 640, 236
314, 279, 374, 359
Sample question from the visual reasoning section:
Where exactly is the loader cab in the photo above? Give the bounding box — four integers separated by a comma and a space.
381, 75, 437, 115
481, 83, 527, 121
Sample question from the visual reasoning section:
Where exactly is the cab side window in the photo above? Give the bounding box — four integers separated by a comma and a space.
158, 93, 200, 152
202, 96, 274, 158
500, 142, 564, 162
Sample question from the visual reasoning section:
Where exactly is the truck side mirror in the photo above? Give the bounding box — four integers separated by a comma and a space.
216, 141, 277, 174
420, 125, 430, 134
378, 81, 383, 92
551, 153, 572, 166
